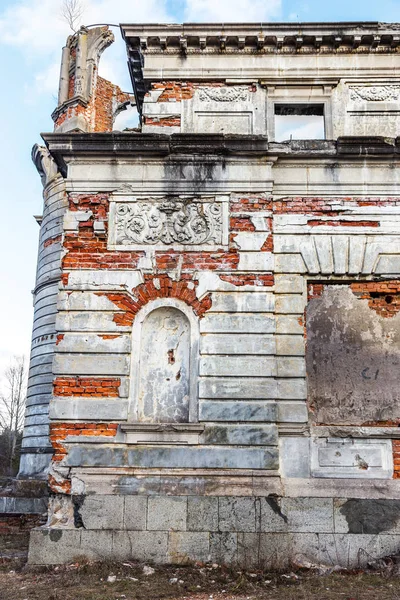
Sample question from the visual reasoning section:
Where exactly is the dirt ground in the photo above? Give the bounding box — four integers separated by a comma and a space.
2, 533, 400, 600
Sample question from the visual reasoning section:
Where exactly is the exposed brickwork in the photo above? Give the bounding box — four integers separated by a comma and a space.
230, 216, 256, 231
94, 76, 131, 133
308, 219, 379, 227
53, 377, 121, 397
55, 334, 64, 345
274, 196, 400, 214
0, 514, 45, 535
50, 423, 118, 462
48, 474, 71, 495
155, 251, 239, 272
43, 235, 62, 247
308, 283, 325, 301
350, 281, 400, 318
151, 81, 196, 101
219, 274, 274, 286
100, 274, 212, 325
260, 234, 274, 252
231, 195, 273, 212
144, 116, 181, 127
393, 440, 400, 478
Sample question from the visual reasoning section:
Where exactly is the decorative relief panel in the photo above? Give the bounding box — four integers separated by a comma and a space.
108, 196, 229, 250
349, 85, 400, 102
198, 87, 249, 102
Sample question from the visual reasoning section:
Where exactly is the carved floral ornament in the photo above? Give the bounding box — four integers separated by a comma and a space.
109, 197, 227, 249
198, 87, 249, 102
349, 85, 400, 102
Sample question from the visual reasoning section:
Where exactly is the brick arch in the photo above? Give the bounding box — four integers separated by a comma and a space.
98, 274, 212, 327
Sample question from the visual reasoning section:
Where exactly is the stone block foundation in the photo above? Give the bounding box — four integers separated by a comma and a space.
29, 494, 400, 568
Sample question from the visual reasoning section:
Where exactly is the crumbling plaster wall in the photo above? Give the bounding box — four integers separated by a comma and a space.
24, 22, 400, 567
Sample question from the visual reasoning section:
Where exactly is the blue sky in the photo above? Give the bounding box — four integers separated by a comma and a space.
0, 0, 399, 388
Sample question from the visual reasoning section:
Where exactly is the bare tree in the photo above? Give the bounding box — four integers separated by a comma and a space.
61, 0, 85, 33
0, 356, 27, 475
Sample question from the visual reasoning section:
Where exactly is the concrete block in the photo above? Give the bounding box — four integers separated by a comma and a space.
49, 398, 128, 421
316, 533, 382, 568
112, 531, 168, 563
275, 254, 306, 274
277, 357, 306, 377
199, 400, 277, 422
56, 333, 130, 354
187, 497, 219, 532
277, 401, 308, 423
219, 497, 258, 532
275, 295, 306, 314
208, 291, 274, 312
123, 496, 147, 530
260, 497, 289, 532
168, 532, 210, 563
80, 495, 124, 530
203, 424, 278, 446
80, 530, 113, 560
279, 437, 311, 478
67, 269, 143, 291
274, 275, 305, 294
276, 315, 304, 334
200, 333, 275, 355
199, 377, 277, 399
53, 353, 129, 375
28, 529, 81, 565
237, 533, 291, 570
277, 378, 307, 399
200, 356, 276, 377
276, 335, 305, 356
238, 252, 274, 271
281, 498, 334, 533
209, 532, 237, 565
147, 497, 187, 531
200, 313, 275, 334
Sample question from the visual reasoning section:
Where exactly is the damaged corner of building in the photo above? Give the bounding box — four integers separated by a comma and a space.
8, 20, 400, 571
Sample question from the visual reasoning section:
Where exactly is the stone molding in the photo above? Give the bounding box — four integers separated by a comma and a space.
108, 195, 229, 251
349, 85, 400, 102
121, 23, 400, 54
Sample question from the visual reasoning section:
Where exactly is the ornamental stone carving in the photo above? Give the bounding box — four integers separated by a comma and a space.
109, 197, 228, 250
198, 87, 248, 102
349, 85, 400, 102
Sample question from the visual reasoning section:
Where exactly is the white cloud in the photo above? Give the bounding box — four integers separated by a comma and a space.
184, 0, 281, 22
0, 0, 172, 94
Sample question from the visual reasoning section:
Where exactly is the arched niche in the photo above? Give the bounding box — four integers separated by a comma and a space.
129, 298, 199, 423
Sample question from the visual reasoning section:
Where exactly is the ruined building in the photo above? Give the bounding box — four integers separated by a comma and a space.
20, 22, 400, 566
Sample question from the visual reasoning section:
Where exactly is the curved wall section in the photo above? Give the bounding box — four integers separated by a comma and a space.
19, 173, 67, 478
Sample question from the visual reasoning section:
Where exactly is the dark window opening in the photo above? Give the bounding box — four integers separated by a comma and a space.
274, 103, 325, 141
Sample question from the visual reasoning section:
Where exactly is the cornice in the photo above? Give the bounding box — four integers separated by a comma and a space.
121, 22, 400, 54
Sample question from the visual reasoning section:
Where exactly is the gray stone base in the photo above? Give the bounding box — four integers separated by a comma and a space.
28, 494, 400, 567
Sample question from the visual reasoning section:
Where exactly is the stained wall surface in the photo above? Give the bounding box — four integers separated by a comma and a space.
23, 22, 400, 567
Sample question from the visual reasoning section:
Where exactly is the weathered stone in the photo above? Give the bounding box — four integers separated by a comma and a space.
80, 495, 124, 530
80, 530, 113, 559
209, 532, 237, 565
112, 531, 169, 562
187, 497, 219, 532
147, 497, 187, 531
28, 529, 82, 565
219, 497, 259, 532
199, 400, 277, 422
203, 424, 278, 446
168, 532, 210, 563
123, 496, 147, 530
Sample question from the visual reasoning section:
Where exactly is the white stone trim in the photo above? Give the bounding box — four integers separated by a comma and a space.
128, 298, 200, 423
